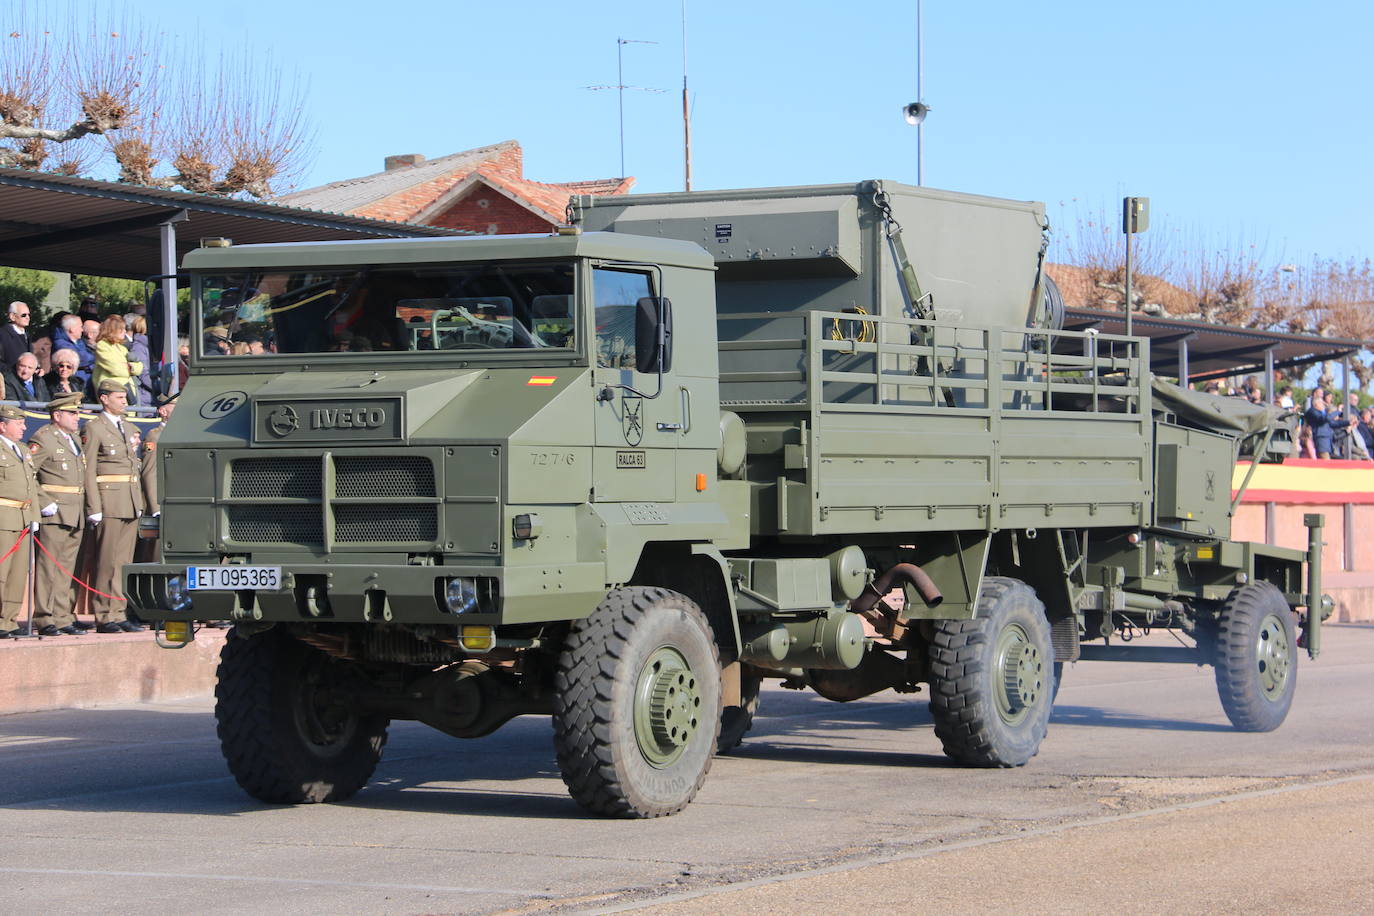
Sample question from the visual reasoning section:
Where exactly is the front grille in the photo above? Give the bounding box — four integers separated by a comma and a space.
229, 458, 321, 499
335, 456, 435, 498
226, 454, 442, 548
335, 504, 437, 542
228, 505, 324, 544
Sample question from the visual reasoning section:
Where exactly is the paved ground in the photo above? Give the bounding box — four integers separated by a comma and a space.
2, 625, 1371, 915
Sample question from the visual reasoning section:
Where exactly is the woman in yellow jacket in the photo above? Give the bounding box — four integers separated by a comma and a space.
92, 315, 142, 401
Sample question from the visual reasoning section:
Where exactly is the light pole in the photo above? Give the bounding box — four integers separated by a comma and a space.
901, 0, 929, 186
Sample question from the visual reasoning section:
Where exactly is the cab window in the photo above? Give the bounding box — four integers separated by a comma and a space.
593, 269, 652, 369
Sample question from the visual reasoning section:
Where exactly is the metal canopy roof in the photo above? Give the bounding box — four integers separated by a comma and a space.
1065, 307, 1367, 382
0, 167, 462, 281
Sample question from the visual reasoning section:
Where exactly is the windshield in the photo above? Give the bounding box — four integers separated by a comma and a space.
196, 261, 577, 357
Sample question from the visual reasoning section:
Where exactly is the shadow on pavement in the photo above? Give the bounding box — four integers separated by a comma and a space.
1049, 704, 1232, 732
0, 709, 588, 819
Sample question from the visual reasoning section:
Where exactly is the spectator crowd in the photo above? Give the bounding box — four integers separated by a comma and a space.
1200, 374, 1374, 461
2, 297, 167, 407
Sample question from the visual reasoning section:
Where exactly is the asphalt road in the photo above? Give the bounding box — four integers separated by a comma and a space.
2, 625, 1372, 915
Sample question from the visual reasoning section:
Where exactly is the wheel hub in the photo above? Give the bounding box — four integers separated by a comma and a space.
1255, 612, 1292, 699
290, 659, 358, 757
635, 647, 702, 766
994, 624, 1044, 724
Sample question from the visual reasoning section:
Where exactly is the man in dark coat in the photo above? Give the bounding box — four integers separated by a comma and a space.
3, 352, 51, 404
1, 301, 32, 371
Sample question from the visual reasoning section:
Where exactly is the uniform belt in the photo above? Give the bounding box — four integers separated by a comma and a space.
45, 484, 82, 494
0, 497, 31, 509
96, 475, 134, 483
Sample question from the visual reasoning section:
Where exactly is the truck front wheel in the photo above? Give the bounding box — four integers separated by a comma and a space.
928, 577, 1053, 767
553, 587, 722, 817
1213, 582, 1297, 732
215, 628, 389, 804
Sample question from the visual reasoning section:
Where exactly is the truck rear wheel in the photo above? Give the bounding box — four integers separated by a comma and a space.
553, 587, 722, 818
215, 628, 389, 804
1213, 582, 1297, 732
717, 672, 762, 755
928, 577, 1053, 767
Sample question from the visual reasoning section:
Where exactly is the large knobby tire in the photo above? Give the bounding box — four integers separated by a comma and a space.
215, 629, 389, 804
553, 587, 722, 818
717, 672, 762, 755
1213, 582, 1298, 732
928, 577, 1053, 767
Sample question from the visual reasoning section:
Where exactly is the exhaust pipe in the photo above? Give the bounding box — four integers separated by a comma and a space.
850, 562, 943, 614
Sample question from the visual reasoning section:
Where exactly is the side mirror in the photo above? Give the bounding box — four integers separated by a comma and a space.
635, 297, 672, 374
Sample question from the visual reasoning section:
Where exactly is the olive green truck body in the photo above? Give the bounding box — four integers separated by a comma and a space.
127, 181, 1323, 818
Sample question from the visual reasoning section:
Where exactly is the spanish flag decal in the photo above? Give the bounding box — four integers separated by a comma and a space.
527, 376, 557, 386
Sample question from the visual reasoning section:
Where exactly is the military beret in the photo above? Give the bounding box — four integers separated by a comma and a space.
0, 405, 25, 420
47, 393, 83, 412
96, 379, 127, 395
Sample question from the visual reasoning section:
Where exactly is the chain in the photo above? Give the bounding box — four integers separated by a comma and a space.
872, 185, 902, 238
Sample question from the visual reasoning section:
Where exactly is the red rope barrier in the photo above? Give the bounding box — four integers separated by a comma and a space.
31, 530, 123, 601
0, 527, 29, 563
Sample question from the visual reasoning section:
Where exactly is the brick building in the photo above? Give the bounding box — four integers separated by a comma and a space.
275, 140, 633, 234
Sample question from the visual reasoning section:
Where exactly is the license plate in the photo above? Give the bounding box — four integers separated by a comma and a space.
187, 565, 282, 591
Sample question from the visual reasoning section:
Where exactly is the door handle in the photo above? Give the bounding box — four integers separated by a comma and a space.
656, 386, 692, 433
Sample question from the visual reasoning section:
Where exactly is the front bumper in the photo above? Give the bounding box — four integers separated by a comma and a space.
124, 561, 607, 625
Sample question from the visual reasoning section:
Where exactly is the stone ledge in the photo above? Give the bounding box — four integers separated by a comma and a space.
0, 628, 227, 716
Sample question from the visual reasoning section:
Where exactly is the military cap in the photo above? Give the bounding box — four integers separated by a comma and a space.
0, 405, 25, 420
96, 379, 127, 395
47, 392, 83, 412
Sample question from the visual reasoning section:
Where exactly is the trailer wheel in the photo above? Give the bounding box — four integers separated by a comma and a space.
553, 587, 722, 818
215, 628, 388, 804
717, 672, 762, 755
928, 577, 1053, 766
1213, 582, 1297, 732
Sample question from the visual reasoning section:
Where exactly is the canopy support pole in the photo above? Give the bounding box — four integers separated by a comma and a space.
160, 211, 188, 396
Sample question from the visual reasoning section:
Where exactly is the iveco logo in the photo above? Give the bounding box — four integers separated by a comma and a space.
310, 406, 386, 430
265, 405, 299, 437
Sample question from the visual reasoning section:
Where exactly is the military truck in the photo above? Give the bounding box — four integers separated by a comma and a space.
128, 180, 1324, 818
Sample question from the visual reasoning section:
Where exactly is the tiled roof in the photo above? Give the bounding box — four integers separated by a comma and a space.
273, 141, 520, 213
477, 172, 634, 224
274, 141, 633, 227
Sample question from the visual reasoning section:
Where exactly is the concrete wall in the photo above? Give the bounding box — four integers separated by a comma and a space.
1233, 464, 1374, 623
0, 629, 225, 716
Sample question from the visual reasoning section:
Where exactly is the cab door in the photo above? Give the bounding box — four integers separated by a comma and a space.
590, 265, 677, 502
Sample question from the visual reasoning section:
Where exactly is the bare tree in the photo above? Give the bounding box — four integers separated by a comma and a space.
1051, 201, 1372, 385
0, 6, 312, 198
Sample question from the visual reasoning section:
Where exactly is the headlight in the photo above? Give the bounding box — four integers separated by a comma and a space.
165, 575, 191, 611
445, 578, 478, 614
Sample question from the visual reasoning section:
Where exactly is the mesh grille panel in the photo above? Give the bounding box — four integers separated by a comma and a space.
228, 505, 322, 544
230, 458, 321, 499
334, 504, 437, 542
335, 456, 435, 498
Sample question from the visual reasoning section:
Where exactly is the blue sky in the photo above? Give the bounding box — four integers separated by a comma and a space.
21, 1, 1374, 265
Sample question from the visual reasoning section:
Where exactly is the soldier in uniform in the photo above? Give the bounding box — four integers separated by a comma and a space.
0, 405, 53, 638
30, 393, 92, 635
83, 379, 145, 633
135, 395, 174, 563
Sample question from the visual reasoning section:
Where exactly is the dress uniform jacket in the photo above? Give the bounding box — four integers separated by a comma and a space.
81, 413, 143, 623
140, 423, 163, 513
0, 434, 47, 631
29, 423, 86, 628
82, 413, 143, 520
135, 422, 164, 563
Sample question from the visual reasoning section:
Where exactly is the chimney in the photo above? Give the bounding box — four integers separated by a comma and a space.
384, 154, 426, 171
